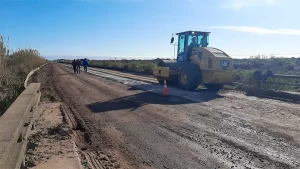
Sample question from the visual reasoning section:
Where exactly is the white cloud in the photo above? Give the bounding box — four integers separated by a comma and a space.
220, 0, 278, 10
208, 26, 300, 35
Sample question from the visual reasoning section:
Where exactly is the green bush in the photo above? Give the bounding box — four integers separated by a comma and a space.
233, 56, 299, 75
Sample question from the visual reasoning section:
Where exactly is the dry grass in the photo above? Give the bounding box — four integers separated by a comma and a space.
0, 35, 47, 115
0, 35, 8, 98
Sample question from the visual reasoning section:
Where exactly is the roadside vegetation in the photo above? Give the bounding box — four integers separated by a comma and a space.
233, 55, 300, 92
65, 59, 157, 74
63, 55, 300, 92
0, 35, 47, 116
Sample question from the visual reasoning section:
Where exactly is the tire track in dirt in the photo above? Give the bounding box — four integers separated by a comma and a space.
51, 64, 136, 169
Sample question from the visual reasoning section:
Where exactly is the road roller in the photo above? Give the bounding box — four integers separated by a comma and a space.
153, 31, 235, 91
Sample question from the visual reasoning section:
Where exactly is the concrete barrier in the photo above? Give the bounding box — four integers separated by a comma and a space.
24, 63, 47, 89
236, 85, 300, 103
0, 83, 41, 169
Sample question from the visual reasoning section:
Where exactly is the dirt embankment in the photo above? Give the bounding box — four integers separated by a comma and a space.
23, 64, 83, 169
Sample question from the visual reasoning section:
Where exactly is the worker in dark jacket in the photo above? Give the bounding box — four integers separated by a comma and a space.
83, 58, 88, 72
72, 59, 76, 73
76, 59, 81, 73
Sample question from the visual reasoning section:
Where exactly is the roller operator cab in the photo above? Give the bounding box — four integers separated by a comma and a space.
153, 31, 235, 91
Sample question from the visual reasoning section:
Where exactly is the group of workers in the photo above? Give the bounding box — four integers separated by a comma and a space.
72, 58, 88, 73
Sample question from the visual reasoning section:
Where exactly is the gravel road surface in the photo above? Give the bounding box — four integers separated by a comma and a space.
50, 63, 300, 169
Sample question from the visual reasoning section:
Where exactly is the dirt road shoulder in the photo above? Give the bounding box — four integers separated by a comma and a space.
23, 64, 85, 169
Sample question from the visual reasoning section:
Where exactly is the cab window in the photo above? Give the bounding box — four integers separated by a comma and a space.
187, 35, 206, 47
178, 35, 185, 54
200, 36, 209, 47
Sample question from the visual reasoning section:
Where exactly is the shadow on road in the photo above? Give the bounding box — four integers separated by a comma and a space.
128, 84, 223, 100
87, 89, 222, 113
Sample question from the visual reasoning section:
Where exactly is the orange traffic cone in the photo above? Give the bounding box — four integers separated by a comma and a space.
163, 79, 168, 96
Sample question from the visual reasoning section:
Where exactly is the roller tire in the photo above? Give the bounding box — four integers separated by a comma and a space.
156, 60, 166, 85
178, 63, 201, 91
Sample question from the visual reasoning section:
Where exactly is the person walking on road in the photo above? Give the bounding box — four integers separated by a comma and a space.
83, 58, 88, 73
76, 59, 81, 73
72, 59, 77, 73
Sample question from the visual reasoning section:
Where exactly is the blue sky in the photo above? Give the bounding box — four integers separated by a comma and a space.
1, 0, 300, 60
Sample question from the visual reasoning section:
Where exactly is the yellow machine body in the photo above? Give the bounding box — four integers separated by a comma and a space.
153, 31, 235, 90
153, 47, 235, 89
